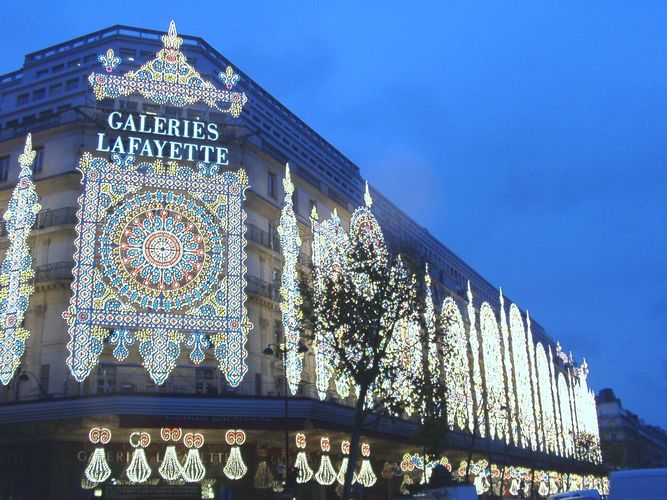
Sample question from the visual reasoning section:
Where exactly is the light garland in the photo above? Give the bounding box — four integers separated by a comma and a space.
294, 432, 313, 484
85, 427, 112, 484
315, 437, 336, 486
498, 290, 517, 445
126, 432, 151, 483
182, 432, 206, 482
159, 428, 183, 481
548, 345, 563, 456
89, 21, 247, 116
536, 343, 558, 454
441, 297, 474, 432
466, 283, 485, 437
526, 312, 543, 451
336, 440, 357, 486
480, 302, 508, 442
423, 265, 440, 379
558, 372, 574, 457
509, 304, 536, 449
278, 164, 304, 395
357, 443, 377, 488
0, 134, 41, 385
253, 460, 275, 489
223, 430, 247, 480
64, 153, 252, 387
387, 318, 422, 415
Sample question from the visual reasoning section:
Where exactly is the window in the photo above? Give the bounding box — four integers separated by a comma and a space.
16, 93, 29, 106
40, 364, 50, 393
36, 68, 49, 78
65, 78, 78, 91
195, 367, 217, 395
308, 198, 317, 215
96, 365, 116, 394
164, 106, 180, 118
57, 104, 71, 113
267, 172, 277, 199
48, 83, 62, 96
143, 104, 159, 115
119, 48, 136, 61
33, 147, 44, 174
67, 59, 80, 68
83, 54, 96, 64
292, 188, 300, 214
51, 63, 64, 73
32, 88, 46, 101
0, 156, 10, 182
255, 373, 262, 396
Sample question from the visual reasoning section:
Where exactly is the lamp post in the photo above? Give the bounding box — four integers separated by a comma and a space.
263, 341, 308, 487
16, 368, 50, 400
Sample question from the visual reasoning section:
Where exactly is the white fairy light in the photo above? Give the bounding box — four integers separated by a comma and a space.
466, 282, 486, 437
536, 343, 558, 454
423, 265, 440, 379
294, 432, 313, 484
253, 460, 275, 489
558, 372, 574, 457
159, 428, 183, 481
480, 302, 508, 442
85, 428, 112, 484
548, 346, 563, 456
315, 437, 336, 486
356, 443, 377, 488
336, 441, 357, 485
526, 312, 543, 451
182, 432, 206, 482
509, 304, 536, 449
498, 290, 517, 445
223, 430, 247, 480
126, 432, 151, 483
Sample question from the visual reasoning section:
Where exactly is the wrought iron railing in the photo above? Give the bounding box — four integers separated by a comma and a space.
246, 223, 280, 250
34, 261, 74, 283
246, 275, 281, 302
1, 206, 77, 237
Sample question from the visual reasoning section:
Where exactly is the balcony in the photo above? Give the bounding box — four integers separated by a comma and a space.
246, 275, 280, 302
34, 261, 74, 283
1, 206, 77, 237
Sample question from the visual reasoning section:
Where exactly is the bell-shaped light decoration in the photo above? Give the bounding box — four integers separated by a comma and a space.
85, 428, 112, 483
126, 432, 152, 483
159, 428, 184, 481
182, 432, 206, 482
314, 437, 336, 485
294, 433, 313, 484
336, 440, 357, 486
357, 443, 377, 488
223, 430, 248, 480
254, 460, 275, 489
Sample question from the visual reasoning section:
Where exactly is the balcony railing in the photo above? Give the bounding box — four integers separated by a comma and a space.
34, 261, 74, 283
246, 223, 280, 250
246, 275, 281, 302
1, 206, 77, 237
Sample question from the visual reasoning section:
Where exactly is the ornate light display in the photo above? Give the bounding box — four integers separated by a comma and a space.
253, 460, 275, 489
182, 432, 206, 482
458, 459, 492, 495
548, 345, 563, 456
480, 302, 508, 442
401, 453, 451, 484
466, 282, 485, 437
85, 427, 112, 484
526, 312, 543, 451
558, 372, 574, 457
223, 429, 247, 480
498, 290, 517, 444
441, 297, 474, 432
159, 427, 184, 481
509, 304, 536, 449
336, 440, 357, 486
357, 443, 377, 488
315, 437, 336, 486
423, 265, 440, 380
294, 432, 313, 484
89, 22, 247, 117
126, 432, 151, 483
536, 343, 558, 453
310, 207, 349, 399
388, 317, 422, 415
64, 153, 251, 386
0, 134, 41, 385
278, 164, 303, 395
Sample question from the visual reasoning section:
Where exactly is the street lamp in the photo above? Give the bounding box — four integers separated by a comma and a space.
16, 368, 50, 399
263, 341, 308, 487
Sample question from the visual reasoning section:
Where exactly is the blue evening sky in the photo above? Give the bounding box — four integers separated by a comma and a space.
1, 1, 666, 428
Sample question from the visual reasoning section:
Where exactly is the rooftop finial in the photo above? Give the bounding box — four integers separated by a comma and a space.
364, 181, 373, 208
310, 204, 319, 221
499, 287, 505, 308
162, 21, 183, 50
18, 134, 36, 170
466, 280, 473, 302
424, 263, 431, 288
283, 163, 294, 201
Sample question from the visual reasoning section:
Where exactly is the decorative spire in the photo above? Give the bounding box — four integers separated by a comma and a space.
310, 204, 319, 221
424, 262, 431, 288
283, 163, 294, 201
18, 133, 36, 171
466, 280, 473, 303
364, 180, 373, 208
162, 21, 183, 50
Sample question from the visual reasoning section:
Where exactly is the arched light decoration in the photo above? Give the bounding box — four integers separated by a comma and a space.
466, 283, 485, 437
89, 21, 248, 116
0, 134, 42, 385
558, 373, 574, 457
278, 164, 304, 395
315, 437, 336, 486
182, 432, 206, 482
159, 427, 183, 481
253, 459, 275, 490
357, 443, 377, 488
294, 432, 313, 484
336, 440, 357, 486
458, 459, 491, 495
509, 304, 536, 449
441, 297, 474, 432
548, 345, 563, 456
310, 207, 349, 399
479, 302, 508, 442
536, 343, 558, 454
223, 430, 247, 480
423, 265, 440, 380
85, 427, 112, 483
388, 317, 422, 415
498, 290, 517, 445
126, 432, 151, 483
526, 312, 543, 451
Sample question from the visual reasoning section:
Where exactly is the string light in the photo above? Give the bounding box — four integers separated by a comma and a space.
278, 164, 304, 395
498, 290, 517, 445
182, 432, 206, 482
0, 134, 41, 385
64, 152, 252, 387
548, 345, 563, 456
126, 432, 151, 483
253, 460, 275, 489
357, 443, 377, 488
85, 428, 112, 484
558, 372, 574, 457
536, 343, 558, 453
294, 432, 313, 484
159, 428, 183, 481
423, 265, 440, 379
466, 283, 486, 437
480, 302, 508, 442
223, 430, 247, 480
526, 312, 543, 451
509, 304, 536, 449
315, 437, 336, 486
336, 440, 357, 486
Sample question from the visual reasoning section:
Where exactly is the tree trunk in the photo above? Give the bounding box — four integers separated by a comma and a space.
343, 383, 368, 500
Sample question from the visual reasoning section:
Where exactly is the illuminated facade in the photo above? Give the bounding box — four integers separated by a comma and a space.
0, 22, 602, 498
